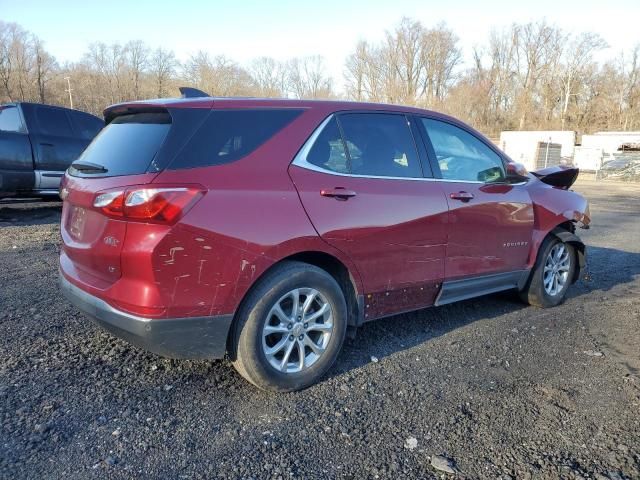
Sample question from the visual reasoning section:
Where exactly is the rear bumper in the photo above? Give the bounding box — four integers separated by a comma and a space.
59, 272, 233, 359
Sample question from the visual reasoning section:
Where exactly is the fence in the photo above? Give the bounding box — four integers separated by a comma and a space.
593, 152, 640, 182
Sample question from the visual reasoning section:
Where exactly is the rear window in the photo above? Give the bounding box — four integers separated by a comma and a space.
170, 109, 303, 170
0, 106, 25, 133
36, 106, 74, 137
70, 110, 103, 140
70, 112, 170, 177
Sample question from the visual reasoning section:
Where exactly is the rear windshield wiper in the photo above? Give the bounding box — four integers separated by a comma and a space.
69, 161, 108, 174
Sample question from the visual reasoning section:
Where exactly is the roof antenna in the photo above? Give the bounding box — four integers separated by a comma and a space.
179, 87, 210, 99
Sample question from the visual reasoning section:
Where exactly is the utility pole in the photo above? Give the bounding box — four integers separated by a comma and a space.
64, 76, 74, 109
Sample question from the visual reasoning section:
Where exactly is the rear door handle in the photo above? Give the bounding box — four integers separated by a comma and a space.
450, 191, 474, 202
320, 188, 357, 200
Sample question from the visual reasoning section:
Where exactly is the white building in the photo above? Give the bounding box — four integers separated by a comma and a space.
580, 132, 640, 155
499, 131, 577, 171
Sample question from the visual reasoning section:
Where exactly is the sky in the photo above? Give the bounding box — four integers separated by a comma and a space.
2, 0, 639, 86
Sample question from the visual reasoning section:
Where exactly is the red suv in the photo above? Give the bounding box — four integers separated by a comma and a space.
59, 93, 590, 391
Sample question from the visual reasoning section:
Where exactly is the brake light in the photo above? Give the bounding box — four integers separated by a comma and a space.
59, 175, 69, 200
93, 186, 204, 223
94, 190, 125, 216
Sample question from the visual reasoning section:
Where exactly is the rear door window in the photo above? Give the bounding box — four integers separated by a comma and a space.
70, 112, 170, 177
306, 117, 349, 174
337, 113, 422, 178
35, 106, 74, 137
170, 109, 303, 170
0, 105, 26, 133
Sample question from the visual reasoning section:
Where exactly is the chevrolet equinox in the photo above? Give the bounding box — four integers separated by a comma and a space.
59, 91, 590, 391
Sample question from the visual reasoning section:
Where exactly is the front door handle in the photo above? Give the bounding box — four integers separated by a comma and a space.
320, 187, 357, 200
450, 191, 474, 202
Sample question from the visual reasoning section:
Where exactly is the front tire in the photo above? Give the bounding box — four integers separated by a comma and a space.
520, 235, 576, 308
230, 261, 347, 392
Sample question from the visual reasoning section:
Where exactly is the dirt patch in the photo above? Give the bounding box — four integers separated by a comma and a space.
0, 181, 638, 479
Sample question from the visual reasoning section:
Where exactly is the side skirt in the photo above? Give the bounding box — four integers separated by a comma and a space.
435, 270, 530, 307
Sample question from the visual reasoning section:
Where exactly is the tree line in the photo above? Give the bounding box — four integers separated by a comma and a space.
1, 18, 638, 136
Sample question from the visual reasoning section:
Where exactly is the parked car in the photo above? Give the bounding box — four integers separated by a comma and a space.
0, 102, 103, 198
59, 93, 591, 392
597, 156, 640, 181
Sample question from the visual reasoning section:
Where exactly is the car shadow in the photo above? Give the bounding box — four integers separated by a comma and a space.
328, 245, 640, 381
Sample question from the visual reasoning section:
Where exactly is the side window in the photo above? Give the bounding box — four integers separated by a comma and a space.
338, 113, 422, 178
171, 109, 302, 169
36, 107, 74, 137
422, 119, 505, 182
0, 106, 25, 133
71, 111, 103, 140
306, 117, 349, 173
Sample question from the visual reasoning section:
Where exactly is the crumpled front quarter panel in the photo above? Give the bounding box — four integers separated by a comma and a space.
527, 179, 590, 267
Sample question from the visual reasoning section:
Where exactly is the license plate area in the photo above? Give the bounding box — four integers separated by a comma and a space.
68, 205, 87, 240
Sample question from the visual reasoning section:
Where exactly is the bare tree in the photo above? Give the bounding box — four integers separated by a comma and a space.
559, 32, 607, 129
33, 37, 55, 103
512, 21, 564, 129
0, 22, 15, 100
126, 40, 149, 99
249, 57, 287, 97
386, 17, 424, 103
344, 41, 385, 101
185, 51, 254, 96
287, 56, 333, 99
420, 23, 462, 104
344, 19, 461, 106
0, 18, 638, 136
150, 47, 178, 98
9, 24, 33, 100
618, 44, 640, 130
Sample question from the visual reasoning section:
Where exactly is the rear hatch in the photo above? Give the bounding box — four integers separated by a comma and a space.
60, 108, 194, 285
60, 102, 304, 291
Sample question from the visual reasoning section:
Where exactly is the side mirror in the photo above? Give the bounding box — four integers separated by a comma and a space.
505, 162, 529, 183
506, 162, 528, 177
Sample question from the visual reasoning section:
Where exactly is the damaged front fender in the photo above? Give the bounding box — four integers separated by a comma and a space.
563, 201, 591, 230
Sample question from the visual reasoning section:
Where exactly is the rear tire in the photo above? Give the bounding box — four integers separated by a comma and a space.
520, 235, 576, 308
230, 261, 347, 392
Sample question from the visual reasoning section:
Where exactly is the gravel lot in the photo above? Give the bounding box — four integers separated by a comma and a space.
1, 180, 639, 479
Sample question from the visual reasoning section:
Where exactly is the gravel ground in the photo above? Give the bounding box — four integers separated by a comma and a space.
0, 181, 639, 480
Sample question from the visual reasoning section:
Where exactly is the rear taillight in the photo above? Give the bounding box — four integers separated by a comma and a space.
93, 186, 204, 224
59, 175, 69, 200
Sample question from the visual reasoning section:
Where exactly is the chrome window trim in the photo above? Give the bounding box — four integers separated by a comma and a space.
291, 113, 526, 186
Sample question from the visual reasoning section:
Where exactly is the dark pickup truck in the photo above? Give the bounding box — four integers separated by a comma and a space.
0, 102, 103, 198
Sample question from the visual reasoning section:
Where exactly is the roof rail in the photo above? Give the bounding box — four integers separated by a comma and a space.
179, 87, 210, 99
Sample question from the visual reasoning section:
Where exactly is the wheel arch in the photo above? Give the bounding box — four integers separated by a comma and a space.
550, 223, 586, 283
285, 251, 363, 327
226, 249, 364, 355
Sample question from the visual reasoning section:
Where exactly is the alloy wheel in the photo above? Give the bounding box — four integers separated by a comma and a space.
261, 288, 333, 373
543, 243, 571, 296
